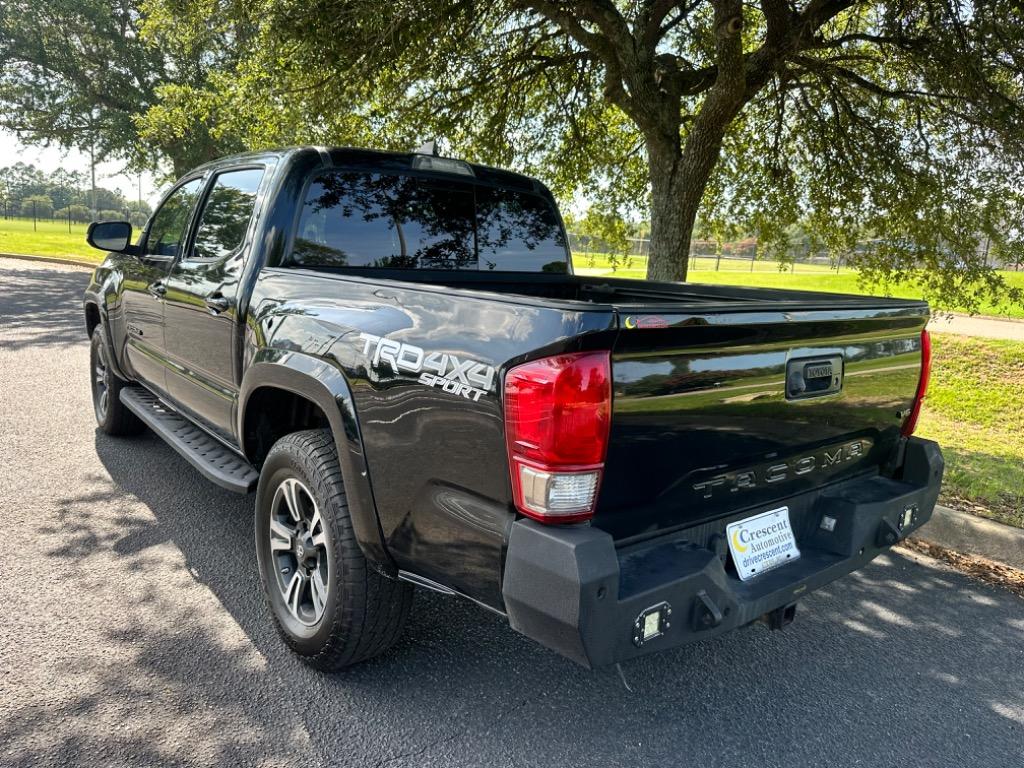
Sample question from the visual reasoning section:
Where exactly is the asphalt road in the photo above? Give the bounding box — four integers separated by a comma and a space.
1, 257, 1022, 768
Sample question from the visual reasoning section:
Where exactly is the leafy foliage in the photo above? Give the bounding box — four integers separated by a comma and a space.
6, 0, 1024, 309
0, 162, 148, 216
19, 195, 53, 218
0, 0, 243, 174
132, 0, 1024, 309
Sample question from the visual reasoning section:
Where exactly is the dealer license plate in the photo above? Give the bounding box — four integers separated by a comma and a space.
726, 506, 800, 581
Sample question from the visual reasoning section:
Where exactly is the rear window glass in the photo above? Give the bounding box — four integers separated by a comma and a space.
476, 186, 567, 271
290, 170, 567, 272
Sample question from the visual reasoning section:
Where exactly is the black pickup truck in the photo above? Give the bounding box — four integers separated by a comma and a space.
83, 146, 943, 669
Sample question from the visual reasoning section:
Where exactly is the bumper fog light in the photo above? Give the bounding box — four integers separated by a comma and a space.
632, 601, 672, 647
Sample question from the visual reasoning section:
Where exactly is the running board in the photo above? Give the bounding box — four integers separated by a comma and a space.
120, 388, 259, 493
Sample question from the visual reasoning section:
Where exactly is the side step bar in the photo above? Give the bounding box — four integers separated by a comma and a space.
120, 388, 259, 493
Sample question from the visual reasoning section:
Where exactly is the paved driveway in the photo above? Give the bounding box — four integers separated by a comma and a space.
929, 313, 1024, 341
1, 258, 1022, 768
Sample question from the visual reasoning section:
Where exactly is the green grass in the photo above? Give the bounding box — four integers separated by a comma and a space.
576, 252, 840, 274
574, 252, 1024, 319
0, 217, 103, 263
916, 334, 1024, 528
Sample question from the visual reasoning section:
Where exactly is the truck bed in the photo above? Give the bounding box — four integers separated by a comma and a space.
294, 265, 923, 313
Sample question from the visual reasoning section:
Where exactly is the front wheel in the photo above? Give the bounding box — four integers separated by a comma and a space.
90, 324, 144, 436
255, 429, 412, 669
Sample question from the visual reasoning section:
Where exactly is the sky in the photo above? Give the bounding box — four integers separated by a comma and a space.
0, 130, 163, 206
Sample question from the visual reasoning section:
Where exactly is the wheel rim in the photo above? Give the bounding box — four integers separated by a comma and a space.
268, 477, 329, 627
93, 339, 110, 421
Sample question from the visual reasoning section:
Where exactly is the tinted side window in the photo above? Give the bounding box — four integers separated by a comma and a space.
143, 179, 203, 259
292, 171, 476, 269
191, 168, 265, 260
476, 187, 568, 271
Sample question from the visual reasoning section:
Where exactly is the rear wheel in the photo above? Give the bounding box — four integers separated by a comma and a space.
90, 324, 144, 436
255, 429, 412, 669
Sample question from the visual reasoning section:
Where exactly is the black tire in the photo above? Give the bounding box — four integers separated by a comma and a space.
255, 429, 412, 669
90, 324, 144, 436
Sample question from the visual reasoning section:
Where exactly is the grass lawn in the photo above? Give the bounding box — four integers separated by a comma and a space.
0, 217, 103, 263
574, 252, 1024, 319
916, 334, 1024, 528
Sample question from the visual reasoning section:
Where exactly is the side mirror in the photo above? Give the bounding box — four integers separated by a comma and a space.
87, 220, 134, 254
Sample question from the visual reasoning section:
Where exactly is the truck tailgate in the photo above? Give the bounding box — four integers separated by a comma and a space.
596, 305, 928, 541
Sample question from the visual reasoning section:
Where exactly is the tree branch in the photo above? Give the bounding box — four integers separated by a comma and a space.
794, 55, 965, 102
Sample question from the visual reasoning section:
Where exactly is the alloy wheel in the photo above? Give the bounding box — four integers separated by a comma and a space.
268, 477, 330, 626
93, 340, 110, 421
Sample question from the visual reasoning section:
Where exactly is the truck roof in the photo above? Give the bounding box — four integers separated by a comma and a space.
187, 146, 548, 195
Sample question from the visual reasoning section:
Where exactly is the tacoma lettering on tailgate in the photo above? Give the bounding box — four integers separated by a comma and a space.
691, 438, 873, 500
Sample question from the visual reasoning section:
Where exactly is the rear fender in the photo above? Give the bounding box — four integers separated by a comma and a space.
239, 349, 396, 576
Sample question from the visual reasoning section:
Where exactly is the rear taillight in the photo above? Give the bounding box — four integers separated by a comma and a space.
503, 351, 611, 523
901, 329, 932, 437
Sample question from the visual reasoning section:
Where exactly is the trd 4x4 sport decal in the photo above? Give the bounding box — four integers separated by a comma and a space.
358, 333, 496, 402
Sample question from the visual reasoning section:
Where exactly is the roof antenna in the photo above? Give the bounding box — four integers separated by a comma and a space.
415, 139, 438, 156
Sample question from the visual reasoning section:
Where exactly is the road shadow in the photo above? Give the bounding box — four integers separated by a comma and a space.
5, 427, 1020, 767
0, 261, 91, 350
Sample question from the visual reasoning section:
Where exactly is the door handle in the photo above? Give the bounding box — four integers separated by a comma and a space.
148, 281, 167, 298
204, 293, 231, 314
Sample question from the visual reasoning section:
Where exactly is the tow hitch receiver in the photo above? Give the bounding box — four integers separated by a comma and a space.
763, 602, 797, 631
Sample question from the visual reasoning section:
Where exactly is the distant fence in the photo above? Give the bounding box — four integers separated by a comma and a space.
568, 232, 851, 272
1, 210, 146, 232
567, 232, 1024, 272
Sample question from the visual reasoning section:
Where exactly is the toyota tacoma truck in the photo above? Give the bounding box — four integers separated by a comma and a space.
82, 146, 943, 669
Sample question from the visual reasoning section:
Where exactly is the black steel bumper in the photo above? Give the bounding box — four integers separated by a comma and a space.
501, 438, 944, 668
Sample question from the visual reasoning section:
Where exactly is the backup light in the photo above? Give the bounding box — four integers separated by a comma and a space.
900, 329, 931, 437
503, 351, 611, 523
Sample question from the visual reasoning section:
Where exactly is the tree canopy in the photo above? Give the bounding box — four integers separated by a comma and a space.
4, 1, 1024, 308
0, 0, 244, 174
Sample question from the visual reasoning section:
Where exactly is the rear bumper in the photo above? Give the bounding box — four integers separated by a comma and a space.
501, 438, 944, 668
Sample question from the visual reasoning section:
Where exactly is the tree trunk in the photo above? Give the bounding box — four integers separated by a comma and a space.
645, 118, 735, 283
646, 140, 700, 283
644, 0, 748, 284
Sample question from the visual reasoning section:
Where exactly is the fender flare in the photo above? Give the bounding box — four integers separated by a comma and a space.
238, 349, 396, 577
84, 294, 130, 383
